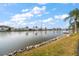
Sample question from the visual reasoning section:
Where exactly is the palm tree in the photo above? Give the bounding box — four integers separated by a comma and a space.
65, 8, 79, 33
77, 22, 79, 32
77, 22, 79, 28
69, 22, 74, 33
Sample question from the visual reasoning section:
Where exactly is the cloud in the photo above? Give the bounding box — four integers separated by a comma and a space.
10, 12, 34, 27
31, 6, 46, 15
54, 14, 69, 20
11, 6, 46, 22
43, 18, 53, 23
0, 21, 15, 27
0, 5, 48, 28
0, 22, 5, 25
7, 6, 47, 27
20, 17, 54, 28
11, 12, 33, 22
21, 9, 29, 12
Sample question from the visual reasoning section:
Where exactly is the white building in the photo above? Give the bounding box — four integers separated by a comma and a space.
0, 25, 11, 31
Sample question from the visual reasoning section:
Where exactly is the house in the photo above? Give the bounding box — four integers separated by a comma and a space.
0, 25, 11, 31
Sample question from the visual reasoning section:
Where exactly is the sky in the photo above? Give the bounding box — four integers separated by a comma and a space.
0, 3, 79, 29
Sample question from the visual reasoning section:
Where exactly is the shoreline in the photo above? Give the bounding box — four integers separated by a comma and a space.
6, 34, 69, 56
16, 33, 79, 56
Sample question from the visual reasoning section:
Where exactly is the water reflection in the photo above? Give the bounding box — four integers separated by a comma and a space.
26, 32, 29, 36
45, 31, 47, 34
35, 32, 37, 36
0, 31, 63, 55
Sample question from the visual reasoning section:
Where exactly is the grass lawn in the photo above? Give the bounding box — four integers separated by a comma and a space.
16, 33, 79, 56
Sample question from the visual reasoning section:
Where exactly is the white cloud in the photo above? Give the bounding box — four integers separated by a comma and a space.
0, 6, 48, 28
11, 12, 33, 22
43, 18, 53, 23
32, 7, 41, 14
11, 6, 46, 23
0, 21, 16, 27
0, 21, 9, 25
31, 6, 46, 15
8, 6, 47, 27
42, 6, 46, 10
2, 12, 33, 27
19, 17, 54, 28
54, 14, 69, 20
21, 9, 29, 12
0, 22, 5, 25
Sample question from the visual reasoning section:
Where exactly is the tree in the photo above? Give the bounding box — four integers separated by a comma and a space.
77, 22, 79, 28
64, 8, 79, 33
69, 22, 75, 33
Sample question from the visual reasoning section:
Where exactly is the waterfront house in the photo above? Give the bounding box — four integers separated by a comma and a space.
0, 25, 11, 31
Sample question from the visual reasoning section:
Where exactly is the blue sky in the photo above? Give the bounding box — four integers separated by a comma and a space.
0, 3, 79, 29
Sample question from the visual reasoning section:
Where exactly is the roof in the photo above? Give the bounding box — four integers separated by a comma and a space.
0, 25, 11, 28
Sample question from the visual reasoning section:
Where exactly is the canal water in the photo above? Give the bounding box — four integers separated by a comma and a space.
0, 31, 63, 55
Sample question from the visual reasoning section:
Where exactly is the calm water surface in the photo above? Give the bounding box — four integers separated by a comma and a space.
0, 31, 63, 55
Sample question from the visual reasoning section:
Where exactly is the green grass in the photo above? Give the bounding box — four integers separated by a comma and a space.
16, 33, 79, 56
